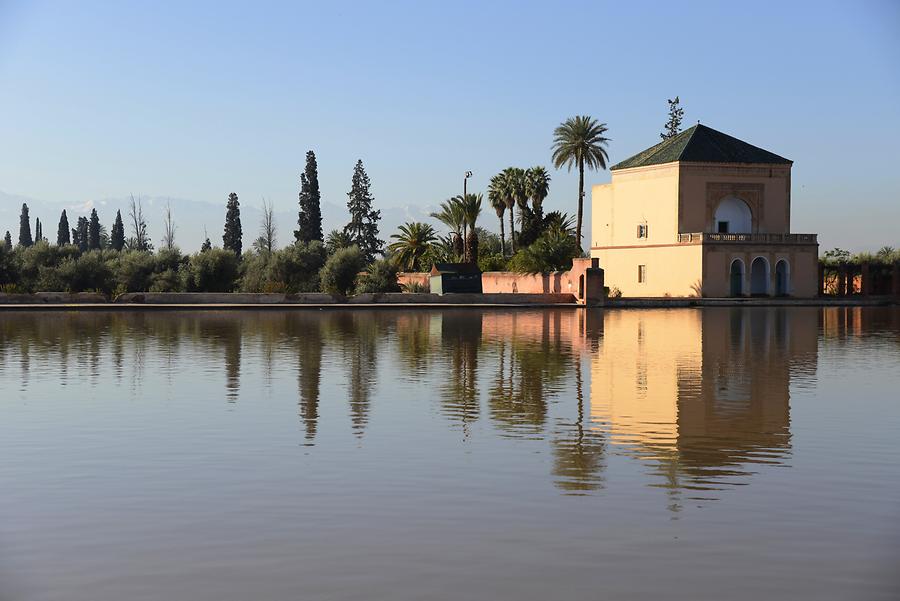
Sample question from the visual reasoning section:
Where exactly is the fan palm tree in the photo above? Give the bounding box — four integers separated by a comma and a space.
551, 116, 610, 249
508, 167, 528, 213
499, 167, 527, 254
525, 166, 551, 219
458, 193, 482, 264
388, 222, 437, 272
542, 210, 576, 235
487, 175, 507, 256
430, 198, 465, 260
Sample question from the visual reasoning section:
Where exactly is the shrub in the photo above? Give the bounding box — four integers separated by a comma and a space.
237, 252, 271, 293
0, 283, 25, 294
355, 259, 401, 294
0, 241, 19, 287
508, 228, 580, 274
155, 248, 186, 273
238, 241, 327, 293
402, 280, 429, 293
268, 241, 327, 292
55, 251, 115, 293
182, 248, 239, 292
114, 250, 157, 292
149, 269, 181, 292
15, 241, 75, 291
319, 245, 364, 296
478, 253, 507, 272
475, 227, 502, 257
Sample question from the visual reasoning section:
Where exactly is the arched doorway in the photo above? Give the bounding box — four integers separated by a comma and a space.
750, 257, 770, 296
729, 259, 745, 297
714, 196, 753, 234
775, 260, 790, 296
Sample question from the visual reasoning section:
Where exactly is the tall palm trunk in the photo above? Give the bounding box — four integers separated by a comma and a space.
508, 205, 516, 253
462, 223, 468, 262
576, 156, 585, 251
498, 214, 506, 256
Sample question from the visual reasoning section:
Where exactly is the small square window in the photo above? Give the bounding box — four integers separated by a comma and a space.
717, 221, 729, 233
637, 224, 648, 239
638, 264, 646, 283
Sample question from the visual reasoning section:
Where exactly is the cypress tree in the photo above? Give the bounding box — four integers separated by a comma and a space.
295, 150, 323, 243
35, 218, 42, 243
110, 210, 125, 251
57, 210, 71, 245
88, 208, 101, 250
222, 192, 242, 256
343, 160, 383, 264
18, 203, 33, 247
660, 96, 684, 140
3, 231, 11, 247
75, 216, 89, 252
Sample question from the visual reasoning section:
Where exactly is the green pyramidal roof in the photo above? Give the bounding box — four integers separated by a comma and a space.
611, 124, 792, 171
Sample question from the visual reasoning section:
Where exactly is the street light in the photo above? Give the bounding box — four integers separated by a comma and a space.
464, 171, 473, 199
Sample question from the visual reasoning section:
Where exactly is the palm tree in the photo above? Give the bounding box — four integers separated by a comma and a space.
325, 229, 354, 255
525, 166, 551, 219
459, 193, 482, 264
388, 222, 438, 272
499, 167, 526, 254
542, 211, 576, 235
487, 175, 507, 256
551, 115, 610, 249
430, 198, 466, 260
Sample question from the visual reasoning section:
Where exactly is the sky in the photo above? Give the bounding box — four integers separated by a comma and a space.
0, 0, 898, 252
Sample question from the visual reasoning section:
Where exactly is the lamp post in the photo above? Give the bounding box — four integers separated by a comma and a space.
463, 171, 473, 262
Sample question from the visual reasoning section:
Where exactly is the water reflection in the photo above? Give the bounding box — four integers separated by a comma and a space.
0, 307, 853, 499
592, 308, 818, 508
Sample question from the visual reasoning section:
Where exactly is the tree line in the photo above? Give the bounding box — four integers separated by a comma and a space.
0, 155, 392, 296
2, 112, 641, 295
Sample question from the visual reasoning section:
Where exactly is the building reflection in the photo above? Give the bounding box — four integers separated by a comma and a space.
590, 307, 818, 508
0, 306, 838, 500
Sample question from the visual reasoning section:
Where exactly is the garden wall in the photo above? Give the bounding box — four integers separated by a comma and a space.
399, 258, 604, 304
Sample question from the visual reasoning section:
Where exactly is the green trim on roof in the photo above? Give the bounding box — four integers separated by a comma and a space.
611, 124, 792, 170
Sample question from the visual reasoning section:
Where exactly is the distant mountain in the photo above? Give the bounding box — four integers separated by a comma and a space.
0, 190, 439, 252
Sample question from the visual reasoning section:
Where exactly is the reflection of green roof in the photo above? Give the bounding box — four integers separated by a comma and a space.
611, 124, 792, 170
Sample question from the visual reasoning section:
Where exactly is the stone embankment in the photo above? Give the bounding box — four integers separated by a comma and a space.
0, 291, 580, 309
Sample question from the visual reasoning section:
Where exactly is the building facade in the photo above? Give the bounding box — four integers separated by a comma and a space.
591, 125, 818, 297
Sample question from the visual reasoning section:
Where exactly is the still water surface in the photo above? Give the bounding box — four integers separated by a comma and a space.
0, 308, 898, 600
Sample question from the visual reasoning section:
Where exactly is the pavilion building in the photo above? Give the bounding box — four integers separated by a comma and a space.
590, 124, 818, 297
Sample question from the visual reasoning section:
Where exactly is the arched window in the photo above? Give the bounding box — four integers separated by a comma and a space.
750, 257, 770, 296
775, 260, 790, 296
730, 259, 745, 297
714, 196, 753, 234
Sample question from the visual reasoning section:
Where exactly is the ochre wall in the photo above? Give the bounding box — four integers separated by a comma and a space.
590, 309, 703, 448
677, 163, 792, 234
702, 244, 818, 297
591, 163, 680, 249
595, 244, 703, 297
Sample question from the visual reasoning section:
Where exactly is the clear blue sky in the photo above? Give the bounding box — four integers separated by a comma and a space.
1, 0, 898, 251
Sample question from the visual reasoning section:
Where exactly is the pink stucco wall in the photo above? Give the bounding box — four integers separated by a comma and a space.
481, 271, 578, 294
398, 258, 603, 303
398, 272, 430, 290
